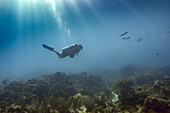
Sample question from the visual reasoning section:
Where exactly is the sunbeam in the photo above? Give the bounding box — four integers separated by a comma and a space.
46, 0, 71, 38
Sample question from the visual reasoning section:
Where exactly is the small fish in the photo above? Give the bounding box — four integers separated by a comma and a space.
156, 53, 160, 55
137, 39, 142, 41
120, 31, 128, 37
126, 37, 131, 39
156, 52, 162, 55
122, 37, 127, 40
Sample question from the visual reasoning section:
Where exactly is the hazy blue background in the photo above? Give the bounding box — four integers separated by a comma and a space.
0, 0, 170, 79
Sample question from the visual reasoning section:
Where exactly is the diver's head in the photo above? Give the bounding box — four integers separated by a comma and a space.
79, 44, 83, 50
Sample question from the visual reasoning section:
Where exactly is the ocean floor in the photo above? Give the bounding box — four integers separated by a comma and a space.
0, 65, 170, 113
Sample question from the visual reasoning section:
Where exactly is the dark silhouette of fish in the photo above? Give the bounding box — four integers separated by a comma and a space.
120, 31, 128, 37
122, 37, 131, 40
156, 53, 160, 55
156, 52, 162, 55
122, 37, 127, 40
126, 37, 131, 39
137, 39, 142, 41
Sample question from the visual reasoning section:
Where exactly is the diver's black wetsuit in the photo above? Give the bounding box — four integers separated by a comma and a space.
43, 44, 83, 58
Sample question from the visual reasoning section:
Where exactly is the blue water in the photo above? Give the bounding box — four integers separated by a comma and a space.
0, 0, 170, 79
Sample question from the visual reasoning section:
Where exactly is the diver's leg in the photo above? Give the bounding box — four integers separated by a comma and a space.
59, 51, 69, 58
54, 50, 63, 58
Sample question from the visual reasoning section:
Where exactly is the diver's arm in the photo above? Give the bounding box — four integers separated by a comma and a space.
69, 53, 75, 58
75, 49, 80, 55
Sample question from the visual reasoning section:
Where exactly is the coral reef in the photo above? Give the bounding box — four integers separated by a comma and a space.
135, 71, 166, 86
142, 96, 169, 113
2, 78, 10, 86
0, 67, 170, 113
69, 93, 85, 112
112, 78, 136, 106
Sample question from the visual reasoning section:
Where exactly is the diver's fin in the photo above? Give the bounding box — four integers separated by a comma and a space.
42, 44, 55, 52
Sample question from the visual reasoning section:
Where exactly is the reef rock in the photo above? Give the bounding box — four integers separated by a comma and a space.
142, 96, 170, 113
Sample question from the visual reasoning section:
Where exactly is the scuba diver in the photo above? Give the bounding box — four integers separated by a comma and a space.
42, 44, 83, 58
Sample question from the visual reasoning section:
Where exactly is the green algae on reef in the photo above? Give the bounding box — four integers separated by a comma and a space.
0, 67, 170, 113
